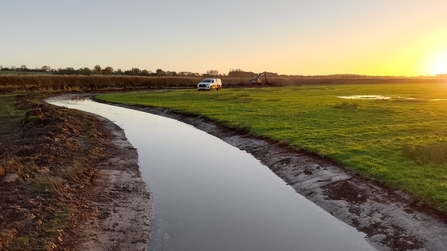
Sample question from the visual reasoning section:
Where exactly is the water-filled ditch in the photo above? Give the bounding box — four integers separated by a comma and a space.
48, 96, 376, 251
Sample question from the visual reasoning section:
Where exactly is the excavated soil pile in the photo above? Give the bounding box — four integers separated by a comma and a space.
0, 95, 150, 251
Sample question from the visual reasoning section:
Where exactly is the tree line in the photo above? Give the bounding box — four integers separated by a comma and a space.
1, 64, 285, 78
2, 65, 445, 78
0, 65, 278, 78
0, 64, 216, 77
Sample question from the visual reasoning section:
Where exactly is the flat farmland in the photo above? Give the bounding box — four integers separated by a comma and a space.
97, 83, 447, 210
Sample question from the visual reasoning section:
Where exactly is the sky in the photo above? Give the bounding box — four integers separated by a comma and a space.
1, 0, 447, 76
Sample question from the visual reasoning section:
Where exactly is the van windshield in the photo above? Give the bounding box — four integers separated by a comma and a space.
202, 79, 212, 83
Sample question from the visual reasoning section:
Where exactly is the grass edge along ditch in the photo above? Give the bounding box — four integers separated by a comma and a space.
97, 83, 447, 211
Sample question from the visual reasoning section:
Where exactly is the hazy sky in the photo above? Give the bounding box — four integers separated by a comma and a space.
1, 0, 447, 76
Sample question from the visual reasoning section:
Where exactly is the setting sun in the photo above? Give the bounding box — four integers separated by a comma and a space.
430, 53, 447, 75
419, 30, 447, 76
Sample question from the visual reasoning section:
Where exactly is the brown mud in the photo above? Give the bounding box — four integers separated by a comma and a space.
0, 95, 151, 251
110, 103, 447, 251
73, 116, 151, 251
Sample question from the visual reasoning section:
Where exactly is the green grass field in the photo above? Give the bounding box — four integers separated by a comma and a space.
97, 83, 447, 210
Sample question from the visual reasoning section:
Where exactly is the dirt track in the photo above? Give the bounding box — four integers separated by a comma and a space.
108, 103, 447, 251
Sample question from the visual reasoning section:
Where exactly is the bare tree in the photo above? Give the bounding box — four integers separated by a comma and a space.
206, 70, 219, 76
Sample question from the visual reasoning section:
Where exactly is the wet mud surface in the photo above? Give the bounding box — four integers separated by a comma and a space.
113, 103, 447, 251
74, 117, 151, 251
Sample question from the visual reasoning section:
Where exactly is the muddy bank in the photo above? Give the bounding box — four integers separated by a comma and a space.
110, 103, 447, 251
1, 94, 150, 251
73, 116, 151, 251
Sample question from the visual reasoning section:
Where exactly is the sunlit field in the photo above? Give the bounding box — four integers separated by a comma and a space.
97, 82, 447, 210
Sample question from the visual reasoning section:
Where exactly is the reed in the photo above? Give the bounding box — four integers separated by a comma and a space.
1, 74, 445, 93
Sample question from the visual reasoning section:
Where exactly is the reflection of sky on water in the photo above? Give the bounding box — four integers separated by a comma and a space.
48, 96, 376, 251
338, 95, 391, 100
338, 95, 447, 101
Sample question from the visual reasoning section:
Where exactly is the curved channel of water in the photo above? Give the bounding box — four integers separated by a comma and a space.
48, 96, 376, 251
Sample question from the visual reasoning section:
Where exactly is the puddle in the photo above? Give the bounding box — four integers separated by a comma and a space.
47, 96, 376, 251
338, 95, 447, 101
338, 95, 390, 100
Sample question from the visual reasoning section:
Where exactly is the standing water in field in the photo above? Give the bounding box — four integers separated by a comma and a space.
48, 96, 376, 251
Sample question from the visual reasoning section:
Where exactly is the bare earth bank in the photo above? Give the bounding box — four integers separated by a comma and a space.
75, 116, 151, 251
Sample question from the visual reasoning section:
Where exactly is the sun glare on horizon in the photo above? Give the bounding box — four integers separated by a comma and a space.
430, 53, 447, 75
419, 31, 447, 76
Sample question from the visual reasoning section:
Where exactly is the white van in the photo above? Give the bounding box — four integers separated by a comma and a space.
197, 78, 222, 91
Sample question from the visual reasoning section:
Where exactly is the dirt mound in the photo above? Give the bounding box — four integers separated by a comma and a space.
0, 95, 113, 250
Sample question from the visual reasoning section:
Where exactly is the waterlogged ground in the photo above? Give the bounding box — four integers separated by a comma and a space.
49, 96, 376, 251
337, 94, 447, 101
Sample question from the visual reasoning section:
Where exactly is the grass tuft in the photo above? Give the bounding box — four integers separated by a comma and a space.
334, 102, 358, 109
402, 143, 447, 165
29, 176, 65, 197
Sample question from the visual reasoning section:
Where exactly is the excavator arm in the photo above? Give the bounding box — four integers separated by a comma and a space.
250, 71, 269, 84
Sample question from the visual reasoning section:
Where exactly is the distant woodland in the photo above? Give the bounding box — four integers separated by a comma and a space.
1, 64, 446, 93
1, 64, 446, 78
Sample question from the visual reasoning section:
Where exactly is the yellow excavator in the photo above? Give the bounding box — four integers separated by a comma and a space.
250, 71, 270, 84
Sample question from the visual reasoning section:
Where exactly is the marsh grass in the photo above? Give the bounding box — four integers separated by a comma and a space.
235, 97, 253, 103
97, 82, 447, 210
2, 75, 444, 93
0, 94, 25, 131
29, 176, 65, 196
8, 202, 71, 251
0, 75, 201, 92
59, 159, 89, 182
334, 102, 359, 109
8, 237, 30, 250
402, 143, 447, 165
